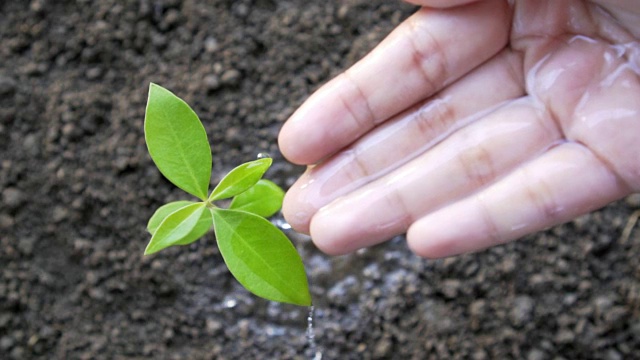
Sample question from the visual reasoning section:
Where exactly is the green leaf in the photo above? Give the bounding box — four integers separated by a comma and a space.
144, 83, 212, 200
211, 208, 311, 306
145, 202, 207, 255
175, 209, 213, 246
208, 158, 272, 202
147, 200, 213, 246
147, 201, 194, 234
229, 179, 284, 218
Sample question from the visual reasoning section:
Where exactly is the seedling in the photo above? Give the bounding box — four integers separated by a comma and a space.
143, 83, 311, 306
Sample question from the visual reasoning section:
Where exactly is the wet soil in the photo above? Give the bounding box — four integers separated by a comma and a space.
1, 0, 640, 359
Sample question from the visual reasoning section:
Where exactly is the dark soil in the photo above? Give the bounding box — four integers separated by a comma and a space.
1, 1, 639, 359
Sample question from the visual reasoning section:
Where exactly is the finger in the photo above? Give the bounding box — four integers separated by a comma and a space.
278, 0, 511, 165
407, 142, 630, 259
283, 49, 525, 233
308, 99, 561, 255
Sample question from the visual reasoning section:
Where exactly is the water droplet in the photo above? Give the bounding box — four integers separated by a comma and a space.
223, 297, 237, 309
257, 152, 271, 159
272, 217, 292, 231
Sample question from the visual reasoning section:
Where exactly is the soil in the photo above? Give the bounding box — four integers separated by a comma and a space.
1, 0, 639, 359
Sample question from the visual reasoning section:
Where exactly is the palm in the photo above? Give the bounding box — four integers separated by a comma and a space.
278, 0, 640, 258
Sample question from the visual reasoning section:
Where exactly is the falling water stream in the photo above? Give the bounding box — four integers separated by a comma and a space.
306, 305, 322, 360
264, 152, 322, 359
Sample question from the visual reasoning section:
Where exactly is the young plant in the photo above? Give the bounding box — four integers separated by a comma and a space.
143, 83, 311, 306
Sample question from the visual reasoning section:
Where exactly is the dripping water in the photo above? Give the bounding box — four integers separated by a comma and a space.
306, 305, 322, 360
256, 152, 319, 358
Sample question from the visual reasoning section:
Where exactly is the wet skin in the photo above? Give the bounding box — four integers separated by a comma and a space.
278, 0, 640, 258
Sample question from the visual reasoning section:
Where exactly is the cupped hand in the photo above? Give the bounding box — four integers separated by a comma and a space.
278, 0, 640, 258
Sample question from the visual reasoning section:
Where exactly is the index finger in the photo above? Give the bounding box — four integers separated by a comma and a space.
279, 0, 511, 165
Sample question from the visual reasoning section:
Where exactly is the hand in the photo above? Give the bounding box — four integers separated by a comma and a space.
278, 0, 640, 258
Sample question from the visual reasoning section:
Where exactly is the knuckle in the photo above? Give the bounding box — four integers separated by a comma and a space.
523, 175, 562, 221
457, 142, 497, 189
383, 188, 414, 230
339, 71, 376, 129
474, 193, 504, 246
413, 97, 456, 141
407, 16, 448, 94
343, 148, 371, 183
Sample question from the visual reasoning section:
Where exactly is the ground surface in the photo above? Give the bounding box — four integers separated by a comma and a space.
1, 1, 640, 359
